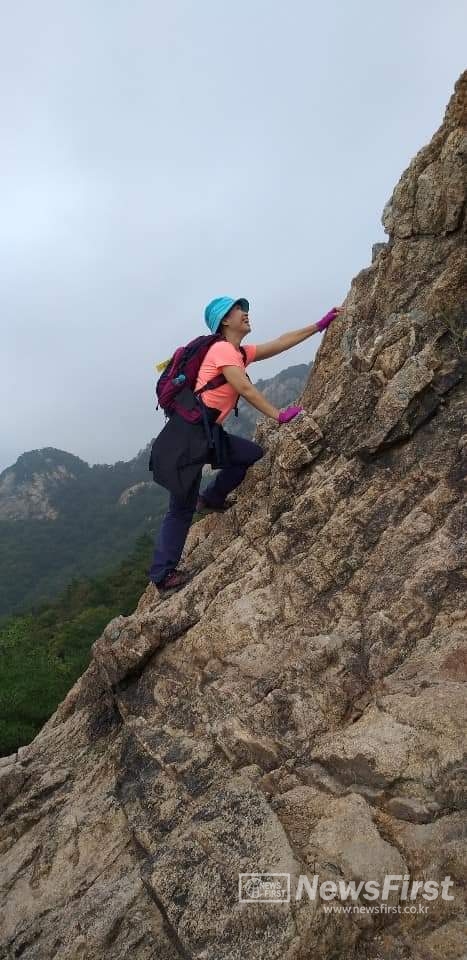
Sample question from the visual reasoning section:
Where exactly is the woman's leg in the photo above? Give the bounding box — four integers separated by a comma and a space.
148, 474, 201, 583
201, 435, 264, 507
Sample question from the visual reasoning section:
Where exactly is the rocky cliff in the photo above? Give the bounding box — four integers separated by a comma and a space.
0, 72, 466, 960
0, 449, 89, 521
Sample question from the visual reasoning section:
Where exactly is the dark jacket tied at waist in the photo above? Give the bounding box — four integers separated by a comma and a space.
148, 385, 233, 502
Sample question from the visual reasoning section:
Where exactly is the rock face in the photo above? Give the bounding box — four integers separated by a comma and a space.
0, 454, 80, 520
1, 73, 466, 960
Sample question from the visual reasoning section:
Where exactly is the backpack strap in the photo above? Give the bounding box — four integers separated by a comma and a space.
194, 373, 226, 396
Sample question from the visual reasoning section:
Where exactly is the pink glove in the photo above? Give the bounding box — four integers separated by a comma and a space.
316, 306, 340, 332
277, 405, 305, 424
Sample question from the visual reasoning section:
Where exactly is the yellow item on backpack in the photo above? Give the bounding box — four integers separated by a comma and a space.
155, 358, 171, 372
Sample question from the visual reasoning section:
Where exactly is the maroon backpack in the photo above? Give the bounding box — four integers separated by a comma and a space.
155, 334, 248, 423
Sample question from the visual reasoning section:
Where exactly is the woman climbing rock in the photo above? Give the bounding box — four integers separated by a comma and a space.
148, 296, 341, 594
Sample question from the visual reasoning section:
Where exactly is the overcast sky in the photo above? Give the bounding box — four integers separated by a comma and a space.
1, 1, 465, 473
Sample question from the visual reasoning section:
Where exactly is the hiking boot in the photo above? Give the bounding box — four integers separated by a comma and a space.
153, 568, 192, 594
196, 494, 235, 513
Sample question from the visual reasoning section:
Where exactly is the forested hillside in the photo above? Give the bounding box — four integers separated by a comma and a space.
0, 533, 156, 755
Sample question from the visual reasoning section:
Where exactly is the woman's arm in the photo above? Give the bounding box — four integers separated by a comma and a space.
253, 306, 343, 361
221, 366, 280, 421
253, 326, 314, 361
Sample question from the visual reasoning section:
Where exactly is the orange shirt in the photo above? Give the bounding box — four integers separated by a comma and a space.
194, 341, 257, 424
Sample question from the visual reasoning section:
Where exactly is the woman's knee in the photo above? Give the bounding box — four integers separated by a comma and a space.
167, 501, 196, 521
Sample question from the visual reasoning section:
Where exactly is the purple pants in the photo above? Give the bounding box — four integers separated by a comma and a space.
148, 431, 264, 584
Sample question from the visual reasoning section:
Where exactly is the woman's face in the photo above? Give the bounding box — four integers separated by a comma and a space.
222, 303, 251, 336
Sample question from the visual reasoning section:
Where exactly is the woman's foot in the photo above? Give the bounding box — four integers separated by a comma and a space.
153, 568, 192, 594
196, 494, 235, 513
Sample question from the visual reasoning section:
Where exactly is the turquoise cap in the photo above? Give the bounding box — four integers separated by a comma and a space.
204, 296, 249, 333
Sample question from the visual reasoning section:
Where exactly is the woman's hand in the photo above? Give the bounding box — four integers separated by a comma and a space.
277, 405, 305, 424
316, 305, 344, 332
